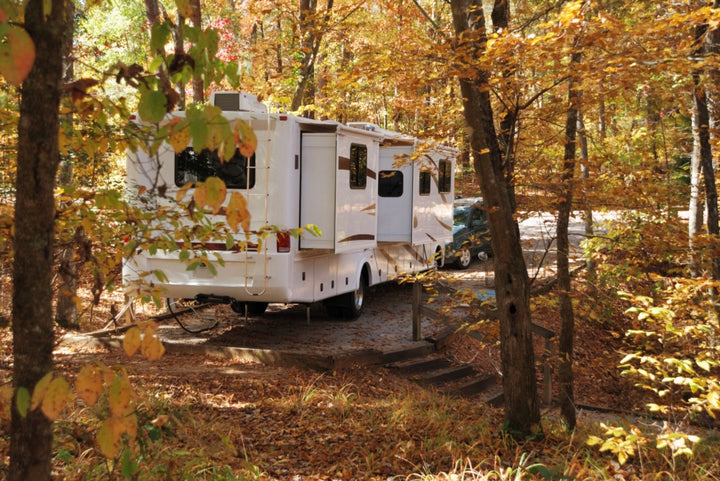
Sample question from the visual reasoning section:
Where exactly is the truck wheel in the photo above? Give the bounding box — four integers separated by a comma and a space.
454, 248, 472, 269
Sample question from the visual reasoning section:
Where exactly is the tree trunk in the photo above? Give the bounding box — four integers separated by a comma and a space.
291, 0, 334, 114
491, 0, 518, 212
450, 0, 541, 437
190, 0, 204, 103
10, 1, 67, 480
578, 112, 594, 276
689, 91, 705, 252
174, 11, 187, 110
557, 51, 582, 431
55, 0, 79, 329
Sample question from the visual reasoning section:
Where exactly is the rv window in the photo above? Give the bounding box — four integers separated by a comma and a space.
349, 143, 367, 189
378, 170, 403, 197
419, 170, 431, 195
175, 147, 256, 189
438, 159, 452, 193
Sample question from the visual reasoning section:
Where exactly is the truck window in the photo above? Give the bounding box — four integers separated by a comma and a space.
349, 143, 367, 189
378, 170, 403, 197
175, 147, 256, 189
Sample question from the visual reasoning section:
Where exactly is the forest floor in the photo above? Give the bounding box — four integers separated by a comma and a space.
2, 209, 716, 479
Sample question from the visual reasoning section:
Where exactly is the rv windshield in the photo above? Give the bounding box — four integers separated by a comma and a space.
175, 147, 256, 189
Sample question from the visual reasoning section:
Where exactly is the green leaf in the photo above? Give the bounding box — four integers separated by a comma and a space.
150, 21, 172, 53
121, 448, 138, 480
138, 90, 167, 123
16, 387, 30, 417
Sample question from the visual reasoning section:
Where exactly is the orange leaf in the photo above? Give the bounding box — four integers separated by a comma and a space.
233, 120, 258, 157
0, 26, 36, 86
226, 192, 251, 232
168, 117, 190, 153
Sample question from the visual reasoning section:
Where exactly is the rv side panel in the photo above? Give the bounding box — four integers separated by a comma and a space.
299, 132, 336, 249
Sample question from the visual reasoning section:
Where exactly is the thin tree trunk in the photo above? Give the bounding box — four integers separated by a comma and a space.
291, 0, 334, 114
174, 11, 187, 110
189, 0, 203, 103
491, 0, 518, 212
689, 95, 704, 249
55, 0, 79, 329
557, 51, 582, 431
578, 113, 594, 276
10, 1, 67, 480
450, 0, 541, 437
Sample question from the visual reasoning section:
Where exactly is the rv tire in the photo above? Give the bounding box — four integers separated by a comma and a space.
230, 301, 269, 316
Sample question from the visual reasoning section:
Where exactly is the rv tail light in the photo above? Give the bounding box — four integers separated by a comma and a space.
277, 232, 291, 253
279, 114, 288, 121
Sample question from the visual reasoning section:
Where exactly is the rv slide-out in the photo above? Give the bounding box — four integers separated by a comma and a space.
123, 92, 456, 318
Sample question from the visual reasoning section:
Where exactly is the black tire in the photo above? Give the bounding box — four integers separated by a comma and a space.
453, 248, 472, 269
325, 271, 367, 320
230, 301, 268, 316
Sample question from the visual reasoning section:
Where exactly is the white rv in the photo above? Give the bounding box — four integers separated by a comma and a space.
123, 92, 455, 318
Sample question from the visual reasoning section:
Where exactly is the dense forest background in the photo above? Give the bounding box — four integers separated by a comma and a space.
1, 0, 720, 480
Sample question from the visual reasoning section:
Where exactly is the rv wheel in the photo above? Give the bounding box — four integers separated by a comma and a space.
342, 271, 367, 319
230, 301, 269, 316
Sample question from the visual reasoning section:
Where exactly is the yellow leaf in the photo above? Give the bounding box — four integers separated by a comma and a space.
203, 177, 227, 214
30, 372, 53, 412
120, 412, 138, 441
123, 326, 142, 357
41, 377, 72, 421
96, 417, 122, 458
233, 120, 258, 157
75, 364, 104, 407
141, 327, 165, 361
108, 373, 132, 418
175, 0, 194, 19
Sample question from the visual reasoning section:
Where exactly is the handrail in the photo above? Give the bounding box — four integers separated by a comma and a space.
412, 281, 556, 406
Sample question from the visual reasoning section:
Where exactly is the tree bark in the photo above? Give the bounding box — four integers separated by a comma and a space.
450, 0, 541, 437
55, 0, 79, 329
189, 0, 204, 103
557, 51, 582, 431
10, 1, 67, 480
578, 112, 594, 276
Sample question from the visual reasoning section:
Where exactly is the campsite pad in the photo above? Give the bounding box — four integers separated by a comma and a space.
75, 278, 490, 369
61, 270, 497, 370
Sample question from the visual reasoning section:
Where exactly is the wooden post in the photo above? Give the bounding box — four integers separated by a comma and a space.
543, 336, 553, 406
412, 281, 422, 341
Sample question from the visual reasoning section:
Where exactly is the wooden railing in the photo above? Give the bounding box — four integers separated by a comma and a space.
411, 281, 555, 406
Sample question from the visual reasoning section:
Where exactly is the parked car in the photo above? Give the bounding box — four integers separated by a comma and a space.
444, 197, 492, 269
